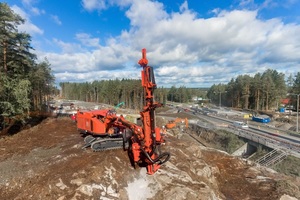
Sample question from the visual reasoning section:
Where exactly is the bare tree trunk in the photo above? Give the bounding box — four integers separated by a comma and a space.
256, 90, 260, 110
244, 86, 249, 109
265, 93, 269, 111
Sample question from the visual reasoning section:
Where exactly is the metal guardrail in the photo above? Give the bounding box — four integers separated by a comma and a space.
189, 120, 300, 159
171, 104, 300, 170
229, 128, 300, 159
255, 149, 287, 167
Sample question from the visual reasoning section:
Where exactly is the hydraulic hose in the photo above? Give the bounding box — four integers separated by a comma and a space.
140, 148, 171, 165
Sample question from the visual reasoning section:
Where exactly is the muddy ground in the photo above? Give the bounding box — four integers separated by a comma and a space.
0, 116, 300, 200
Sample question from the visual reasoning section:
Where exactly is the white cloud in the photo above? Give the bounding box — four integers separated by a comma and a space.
21, 0, 45, 16
75, 33, 100, 48
179, 1, 188, 13
125, 0, 168, 27
55, 70, 138, 82
239, 0, 255, 7
52, 39, 84, 54
30, 7, 45, 15
82, 0, 107, 11
260, 0, 278, 9
11, 5, 43, 35
50, 15, 62, 25
81, 0, 132, 11
34, 0, 300, 87
21, 0, 36, 6
38, 40, 132, 74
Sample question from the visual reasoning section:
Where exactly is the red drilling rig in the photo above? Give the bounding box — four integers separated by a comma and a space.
76, 48, 170, 174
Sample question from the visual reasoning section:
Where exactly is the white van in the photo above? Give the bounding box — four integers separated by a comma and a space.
233, 121, 248, 129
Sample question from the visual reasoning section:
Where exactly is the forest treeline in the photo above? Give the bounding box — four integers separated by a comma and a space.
59, 80, 202, 110
1, 2, 300, 135
207, 70, 300, 110
0, 3, 56, 134
60, 68, 300, 111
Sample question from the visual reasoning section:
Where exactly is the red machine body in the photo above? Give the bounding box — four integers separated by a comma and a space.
76, 49, 170, 175
77, 110, 109, 135
77, 109, 123, 136
137, 48, 167, 174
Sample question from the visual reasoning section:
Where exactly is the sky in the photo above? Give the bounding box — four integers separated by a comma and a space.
6, 0, 300, 88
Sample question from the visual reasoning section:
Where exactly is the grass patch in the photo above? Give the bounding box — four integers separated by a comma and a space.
198, 128, 246, 154
273, 156, 300, 177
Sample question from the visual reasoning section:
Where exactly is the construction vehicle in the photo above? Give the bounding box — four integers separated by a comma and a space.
114, 102, 125, 109
76, 49, 170, 175
165, 117, 188, 129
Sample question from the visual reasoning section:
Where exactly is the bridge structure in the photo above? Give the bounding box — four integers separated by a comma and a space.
168, 103, 300, 167
189, 117, 300, 167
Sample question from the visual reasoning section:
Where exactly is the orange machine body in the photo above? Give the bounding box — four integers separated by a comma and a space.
76, 49, 170, 175
77, 109, 121, 136
137, 48, 167, 174
165, 117, 188, 129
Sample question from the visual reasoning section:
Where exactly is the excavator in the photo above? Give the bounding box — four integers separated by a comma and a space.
165, 117, 188, 129
76, 49, 170, 175
114, 102, 125, 109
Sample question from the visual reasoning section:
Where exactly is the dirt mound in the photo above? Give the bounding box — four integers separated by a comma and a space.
0, 117, 299, 199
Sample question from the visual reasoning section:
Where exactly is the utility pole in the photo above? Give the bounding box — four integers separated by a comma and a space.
217, 91, 227, 108
219, 92, 221, 107
297, 94, 299, 132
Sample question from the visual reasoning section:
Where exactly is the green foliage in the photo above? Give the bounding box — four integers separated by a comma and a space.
273, 156, 300, 177
167, 85, 192, 103
276, 179, 300, 199
60, 79, 145, 109
207, 69, 289, 110
13, 79, 31, 114
155, 87, 168, 105
199, 128, 246, 154
249, 146, 300, 177
0, 3, 55, 131
60, 80, 179, 109
0, 101, 14, 117
29, 60, 55, 110
0, 74, 31, 117
293, 72, 300, 94
215, 130, 246, 154
207, 83, 227, 106
0, 74, 31, 114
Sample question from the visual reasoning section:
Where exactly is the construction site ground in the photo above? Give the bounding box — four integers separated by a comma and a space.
1, 111, 300, 199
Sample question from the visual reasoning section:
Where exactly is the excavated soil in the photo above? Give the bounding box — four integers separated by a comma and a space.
0, 116, 300, 200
